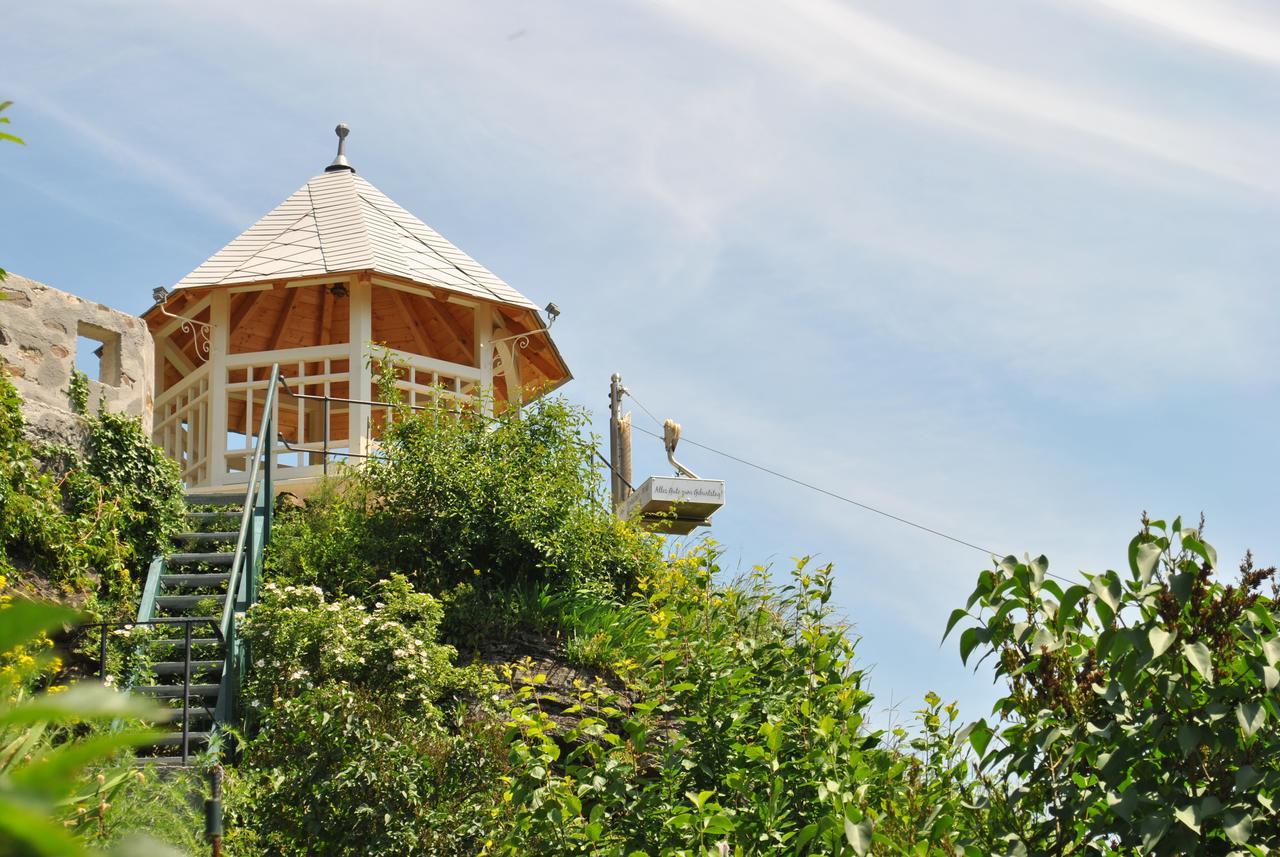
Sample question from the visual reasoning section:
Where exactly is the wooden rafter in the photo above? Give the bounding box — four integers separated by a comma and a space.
417, 297, 471, 360
388, 289, 433, 355
319, 287, 335, 344
266, 286, 301, 352
229, 288, 265, 334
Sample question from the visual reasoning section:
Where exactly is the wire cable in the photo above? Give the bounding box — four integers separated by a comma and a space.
629, 423, 999, 555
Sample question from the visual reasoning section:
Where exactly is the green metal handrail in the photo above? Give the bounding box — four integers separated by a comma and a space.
218, 364, 278, 643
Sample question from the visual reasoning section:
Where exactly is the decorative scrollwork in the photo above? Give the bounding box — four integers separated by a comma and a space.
488, 330, 534, 351
159, 302, 212, 364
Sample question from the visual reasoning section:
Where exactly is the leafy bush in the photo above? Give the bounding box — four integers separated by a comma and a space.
230, 578, 499, 855
491, 548, 990, 855
951, 517, 1280, 854
0, 370, 183, 604
265, 396, 662, 617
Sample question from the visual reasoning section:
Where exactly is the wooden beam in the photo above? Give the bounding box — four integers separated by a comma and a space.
266, 286, 301, 352
319, 287, 335, 345
163, 341, 195, 377
388, 289, 433, 356
229, 288, 265, 334
418, 298, 471, 361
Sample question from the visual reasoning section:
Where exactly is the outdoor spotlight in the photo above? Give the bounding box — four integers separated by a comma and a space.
544, 301, 561, 327
152, 286, 170, 305
329, 283, 349, 298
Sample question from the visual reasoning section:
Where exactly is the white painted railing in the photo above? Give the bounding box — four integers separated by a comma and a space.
154, 344, 481, 490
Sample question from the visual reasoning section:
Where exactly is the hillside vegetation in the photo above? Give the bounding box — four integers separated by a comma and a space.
3, 374, 1280, 855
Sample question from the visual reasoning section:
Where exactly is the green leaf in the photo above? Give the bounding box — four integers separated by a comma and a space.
966, 719, 993, 758
1222, 808, 1253, 846
0, 683, 159, 727
1237, 700, 1265, 738
1055, 585, 1089, 635
1176, 723, 1202, 758
0, 796, 85, 857
1148, 626, 1176, 661
1140, 814, 1171, 850
0, 600, 80, 654
1262, 636, 1280, 668
1131, 539, 1161, 584
1107, 787, 1138, 820
943, 607, 968, 641
12, 730, 158, 798
1182, 641, 1214, 684
1091, 574, 1121, 613
959, 626, 986, 665
794, 823, 819, 850
844, 817, 872, 856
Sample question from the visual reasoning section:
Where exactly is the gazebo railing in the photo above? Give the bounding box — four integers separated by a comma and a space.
154, 344, 481, 490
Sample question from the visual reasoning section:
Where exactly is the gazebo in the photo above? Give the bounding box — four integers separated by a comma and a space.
142, 125, 570, 492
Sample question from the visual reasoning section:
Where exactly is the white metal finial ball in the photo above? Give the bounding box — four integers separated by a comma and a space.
335, 123, 349, 140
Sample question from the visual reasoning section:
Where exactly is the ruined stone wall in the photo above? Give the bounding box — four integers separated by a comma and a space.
0, 273, 153, 445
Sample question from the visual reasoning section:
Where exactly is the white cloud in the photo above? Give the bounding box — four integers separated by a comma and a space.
645, 0, 1277, 193
1079, 0, 1280, 66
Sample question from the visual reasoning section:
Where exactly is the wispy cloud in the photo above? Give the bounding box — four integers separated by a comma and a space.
16, 92, 252, 228
1081, 0, 1280, 67
645, 0, 1276, 193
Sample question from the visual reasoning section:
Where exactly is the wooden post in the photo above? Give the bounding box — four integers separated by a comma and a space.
609, 373, 623, 509
348, 276, 373, 454
473, 303, 494, 417
207, 291, 230, 487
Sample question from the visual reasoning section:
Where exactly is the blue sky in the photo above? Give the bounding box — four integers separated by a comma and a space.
4, 0, 1279, 721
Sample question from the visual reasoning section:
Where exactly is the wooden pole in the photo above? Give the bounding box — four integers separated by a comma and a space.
609, 374, 623, 509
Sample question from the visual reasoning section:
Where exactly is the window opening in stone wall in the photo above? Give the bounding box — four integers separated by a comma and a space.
75, 322, 122, 386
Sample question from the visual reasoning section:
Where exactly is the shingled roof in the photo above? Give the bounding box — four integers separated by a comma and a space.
172, 169, 538, 310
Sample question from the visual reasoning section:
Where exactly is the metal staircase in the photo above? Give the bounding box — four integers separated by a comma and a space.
96, 365, 279, 766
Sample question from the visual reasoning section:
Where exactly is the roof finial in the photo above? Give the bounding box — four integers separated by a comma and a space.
325, 123, 354, 173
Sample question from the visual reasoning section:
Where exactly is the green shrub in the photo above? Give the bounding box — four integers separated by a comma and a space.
490, 547, 991, 855
265, 396, 662, 616
230, 578, 501, 855
951, 517, 1280, 854
0, 370, 183, 604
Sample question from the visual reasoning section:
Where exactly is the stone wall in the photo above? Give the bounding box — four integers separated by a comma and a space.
0, 273, 153, 445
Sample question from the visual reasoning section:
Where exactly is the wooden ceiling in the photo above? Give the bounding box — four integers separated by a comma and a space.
150, 278, 567, 404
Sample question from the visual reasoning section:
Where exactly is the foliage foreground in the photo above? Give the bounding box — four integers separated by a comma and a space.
2, 383, 1279, 855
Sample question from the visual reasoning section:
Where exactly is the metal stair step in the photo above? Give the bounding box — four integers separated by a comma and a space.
152, 637, 221, 648
149, 731, 212, 748
134, 684, 220, 699
175, 531, 238, 542
160, 572, 230, 589
167, 552, 234, 566
135, 755, 196, 767
152, 660, 223, 676
187, 510, 238, 523
154, 595, 222, 612
185, 493, 243, 507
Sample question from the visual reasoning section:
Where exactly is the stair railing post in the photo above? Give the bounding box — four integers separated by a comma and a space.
98, 623, 108, 683
182, 619, 192, 766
